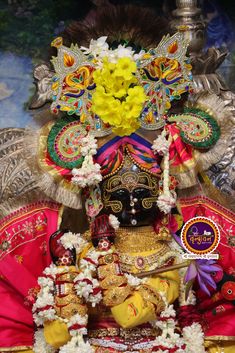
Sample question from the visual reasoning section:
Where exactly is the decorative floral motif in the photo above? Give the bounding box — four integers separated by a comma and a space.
50, 32, 192, 135
0, 210, 47, 260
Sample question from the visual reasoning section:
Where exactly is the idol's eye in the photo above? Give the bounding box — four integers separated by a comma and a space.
132, 188, 150, 199
111, 189, 129, 200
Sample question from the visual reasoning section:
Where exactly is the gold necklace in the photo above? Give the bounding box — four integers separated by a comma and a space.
115, 226, 165, 253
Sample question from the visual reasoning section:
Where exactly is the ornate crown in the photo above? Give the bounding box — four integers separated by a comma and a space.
50, 32, 192, 136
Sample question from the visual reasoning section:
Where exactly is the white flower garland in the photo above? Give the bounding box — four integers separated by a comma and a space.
33, 329, 56, 353
152, 130, 176, 214
183, 323, 206, 353
72, 155, 102, 188
108, 214, 120, 230
33, 233, 100, 353
71, 133, 102, 188
74, 248, 102, 307
150, 291, 205, 353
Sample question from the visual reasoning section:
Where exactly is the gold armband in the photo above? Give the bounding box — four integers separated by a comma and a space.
98, 262, 120, 279
103, 285, 132, 306
100, 274, 127, 290
139, 285, 165, 314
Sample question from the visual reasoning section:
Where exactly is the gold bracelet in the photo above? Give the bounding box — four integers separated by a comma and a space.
139, 284, 165, 313
55, 301, 87, 319
103, 285, 132, 306
98, 262, 120, 279
100, 274, 127, 290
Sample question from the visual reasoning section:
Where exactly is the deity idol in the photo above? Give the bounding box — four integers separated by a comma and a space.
0, 3, 235, 353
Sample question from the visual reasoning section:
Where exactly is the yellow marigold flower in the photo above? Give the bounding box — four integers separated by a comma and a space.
91, 57, 145, 136
127, 86, 146, 103
113, 120, 140, 136
114, 57, 137, 80
123, 101, 143, 119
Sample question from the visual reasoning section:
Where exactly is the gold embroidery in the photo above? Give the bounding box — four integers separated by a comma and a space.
119, 245, 171, 268
0, 346, 33, 351
103, 170, 158, 194
88, 326, 161, 339
57, 271, 78, 282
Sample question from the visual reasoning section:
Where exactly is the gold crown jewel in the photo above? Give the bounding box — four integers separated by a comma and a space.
49, 32, 193, 137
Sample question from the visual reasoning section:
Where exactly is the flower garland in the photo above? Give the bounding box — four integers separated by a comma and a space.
152, 129, 176, 214
71, 133, 102, 188
150, 292, 205, 353
108, 214, 120, 230
91, 57, 146, 136
33, 232, 101, 353
33, 264, 95, 352
33, 229, 206, 352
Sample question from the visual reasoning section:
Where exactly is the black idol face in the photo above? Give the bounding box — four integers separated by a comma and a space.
101, 155, 159, 226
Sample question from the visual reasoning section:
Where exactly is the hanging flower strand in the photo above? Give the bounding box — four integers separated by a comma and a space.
152, 129, 176, 214
71, 133, 102, 187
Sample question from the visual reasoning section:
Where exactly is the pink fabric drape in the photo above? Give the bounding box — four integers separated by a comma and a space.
0, 201, 62, 350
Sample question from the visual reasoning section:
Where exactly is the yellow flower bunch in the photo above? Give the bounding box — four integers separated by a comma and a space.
91, 57, 146, 136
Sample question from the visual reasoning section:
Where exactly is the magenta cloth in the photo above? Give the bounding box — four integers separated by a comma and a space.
0, 201, 62, 350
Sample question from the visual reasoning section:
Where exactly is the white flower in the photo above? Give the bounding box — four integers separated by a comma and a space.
43, 264, 59, 278
80, 37, 145, 67
72, 155, 102, 188
160, 304, 176, 318
182, 323, 206, 353
80, 135, 98, 156
75, 282, 93, 299
34, 291, 54, 309
109, 214, 120, 230
157, 192, 176, 214
37, 276, 54, 290
89, 291, 102, 307
68, 313, 88, 328
80, 36, 109, 59
60, 231, 86, 251
33, 308, 56, 326
59, 334, 94, 353
125, 273, 142, 287
152, 130, 170, 155
34, 329, 56, 353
